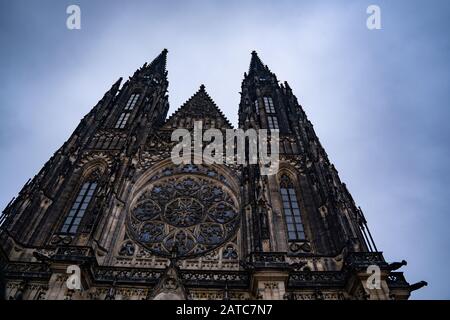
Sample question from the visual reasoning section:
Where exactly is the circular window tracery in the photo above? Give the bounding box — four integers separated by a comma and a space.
127, 171, 240, 258
164, 197, 204, 227
132, 199, 161, 221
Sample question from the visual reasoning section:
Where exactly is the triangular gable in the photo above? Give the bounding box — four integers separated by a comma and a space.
163, 85, 233, 130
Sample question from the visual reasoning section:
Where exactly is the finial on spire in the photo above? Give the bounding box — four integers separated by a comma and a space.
104, 77, 122, 98
199, 84, 206, 91
284, 81, 291, 90
143, 49, 168, 76
247, 50, 270, 77
113, 77, 123, 86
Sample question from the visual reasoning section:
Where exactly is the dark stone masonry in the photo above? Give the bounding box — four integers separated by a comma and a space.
0, 50, 423, 300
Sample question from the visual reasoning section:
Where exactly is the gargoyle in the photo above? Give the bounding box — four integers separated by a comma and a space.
409, 281, 427, 292
388, 260, 407, 271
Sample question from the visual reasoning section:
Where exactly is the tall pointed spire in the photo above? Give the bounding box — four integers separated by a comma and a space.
248, 50, 271, 76
142, 48, 168, 77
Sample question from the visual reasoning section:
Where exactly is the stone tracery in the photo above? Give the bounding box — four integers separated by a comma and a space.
127, 165, 240, 258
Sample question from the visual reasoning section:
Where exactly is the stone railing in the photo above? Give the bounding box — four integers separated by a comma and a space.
288, 271, 346, 288
344, 252, 387, 270
93, 266, 163, 284
3, 262, 52, 281
181, 270, 249, 288
248, 252, 287, 268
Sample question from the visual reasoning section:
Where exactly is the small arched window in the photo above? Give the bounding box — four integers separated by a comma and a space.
61, 173, 99, 234
280, 175, 305, 241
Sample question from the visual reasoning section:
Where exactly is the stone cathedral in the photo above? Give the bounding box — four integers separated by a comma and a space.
0, 50, 425, 300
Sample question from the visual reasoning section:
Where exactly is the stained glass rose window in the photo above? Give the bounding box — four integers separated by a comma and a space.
127, 168, 239, 258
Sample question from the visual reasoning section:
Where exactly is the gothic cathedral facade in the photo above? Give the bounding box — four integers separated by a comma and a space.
0, 50, 422, 300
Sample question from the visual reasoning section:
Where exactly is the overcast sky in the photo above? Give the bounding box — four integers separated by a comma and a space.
1, 0, 449, 299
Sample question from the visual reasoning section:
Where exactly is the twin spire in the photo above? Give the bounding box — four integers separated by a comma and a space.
142, 49, 272, 124
145, 49, 270, 80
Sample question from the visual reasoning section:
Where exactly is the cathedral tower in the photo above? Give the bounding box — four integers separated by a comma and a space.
0, 50, 424, 300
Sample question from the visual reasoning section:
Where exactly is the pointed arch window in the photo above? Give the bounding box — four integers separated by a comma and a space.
124, 93, 140, 111
263, 96, 278, 130
280, 175, 305, 241
115, 93, 140, 129
263, 97, 275, 114
61, 177, 98, 234
267, 116, 279, 130
115, 112, 130, 129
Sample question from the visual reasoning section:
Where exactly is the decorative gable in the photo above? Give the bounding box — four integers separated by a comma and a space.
163, 85, 233, 130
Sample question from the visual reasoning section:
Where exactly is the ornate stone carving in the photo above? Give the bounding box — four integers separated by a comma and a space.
127, 172, 240, 259
118, 242, 136, 257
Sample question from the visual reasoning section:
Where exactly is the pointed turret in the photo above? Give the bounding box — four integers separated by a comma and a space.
94, 77, 122, 107
111, 77, 123, 91
239, 51, 286, 131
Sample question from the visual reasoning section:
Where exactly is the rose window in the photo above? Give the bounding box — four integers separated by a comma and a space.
127, 172, 239, 258
164, 197, 203, 227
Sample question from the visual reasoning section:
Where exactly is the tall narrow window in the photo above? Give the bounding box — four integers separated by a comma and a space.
263, 97, 278, 130
115, 112, 130, 129
280, 175, 305, 241
124, 93, 140, 111
254, 99, 259, 115
267, 116, 279, 130
263, 97, 275, 113
61, 181, 98, 234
